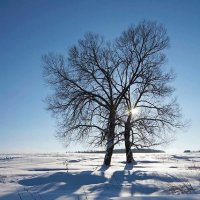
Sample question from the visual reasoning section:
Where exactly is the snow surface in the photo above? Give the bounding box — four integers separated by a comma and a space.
0, 152, 200, 199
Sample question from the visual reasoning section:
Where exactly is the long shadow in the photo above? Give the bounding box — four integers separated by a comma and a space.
0, 164, 186, 200
0, 171, 107, 200
27, 168, 67, 171
91, 164, 183, 199
91, 170, 160, 199
124, 163, 134, 171
137, 160, 161, 164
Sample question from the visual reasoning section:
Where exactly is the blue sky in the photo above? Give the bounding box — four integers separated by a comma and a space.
0, 0, 200, 153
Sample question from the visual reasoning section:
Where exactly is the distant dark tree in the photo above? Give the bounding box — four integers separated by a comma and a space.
43, 20, 184, 166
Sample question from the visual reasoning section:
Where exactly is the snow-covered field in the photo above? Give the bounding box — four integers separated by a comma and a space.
0, 152, 200, 200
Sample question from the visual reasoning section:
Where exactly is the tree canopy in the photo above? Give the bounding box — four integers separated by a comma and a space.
43, 20, 184, 165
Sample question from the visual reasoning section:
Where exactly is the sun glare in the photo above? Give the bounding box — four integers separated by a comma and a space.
130, 107, 139, 115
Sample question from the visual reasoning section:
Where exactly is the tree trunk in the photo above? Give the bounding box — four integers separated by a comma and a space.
104, 136, 114, 166
124, 114, 135, 163
125, 130, 134, 163
103, 109, 115, 166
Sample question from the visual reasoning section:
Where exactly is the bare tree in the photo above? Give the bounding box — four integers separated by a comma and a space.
43, 33, 121, 165
43, 20, 184, 166
114, 21, 184, 163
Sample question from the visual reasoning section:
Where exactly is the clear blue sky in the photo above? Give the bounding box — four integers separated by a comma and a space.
0, 0, 200, 153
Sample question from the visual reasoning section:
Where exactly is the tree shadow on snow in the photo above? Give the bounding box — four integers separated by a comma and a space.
0, 165, 185, 200
0, 171, 107, 200
137, 160, 161, 164
90, 164, 183, 199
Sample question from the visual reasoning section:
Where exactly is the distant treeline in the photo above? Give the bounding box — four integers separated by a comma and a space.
76, 148, 165, 154
184, 150, 200, 153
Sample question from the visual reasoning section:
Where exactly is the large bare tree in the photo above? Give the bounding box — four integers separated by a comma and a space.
114, 21, 183, 163
43, 20, 183, 166
43, 33, 121, 165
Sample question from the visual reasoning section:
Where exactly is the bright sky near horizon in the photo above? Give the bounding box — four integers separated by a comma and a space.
0, 0, 200, 153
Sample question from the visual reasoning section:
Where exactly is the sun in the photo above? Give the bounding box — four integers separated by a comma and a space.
130, 107, 139, 115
